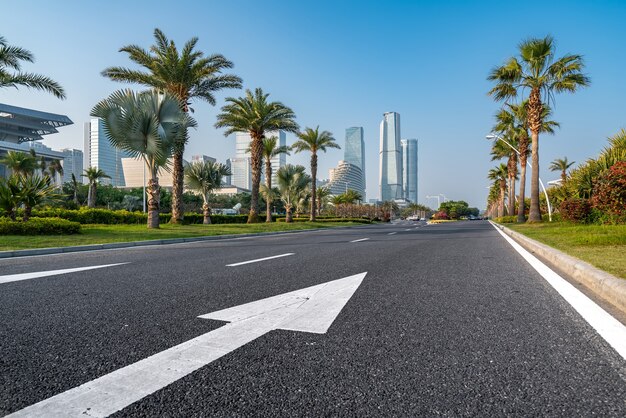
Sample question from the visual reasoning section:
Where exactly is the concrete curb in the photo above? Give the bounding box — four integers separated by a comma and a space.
0, 224, 373, 259
494, 222, 626, 314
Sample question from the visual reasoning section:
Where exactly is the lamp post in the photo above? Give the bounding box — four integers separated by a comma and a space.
486, 133, 552, 221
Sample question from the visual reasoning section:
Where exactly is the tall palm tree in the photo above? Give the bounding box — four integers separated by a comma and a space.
91, 89, 194, 228
315, 185, 331, 215
82, 167, 111, 209
490, 136, 519, 217
549, 157, 575, 184
0, 150, 37, 177
215, 88, 299, 223
261, 136, 290, 222
47, 159, 64, 186
185, 161, 231, 224
101, 28, 242, 224
0, 35, 65, 98
70, 173, 80, 205
488, 36, 589, 221
276, 164, 310, 223
291, 126, 340, 221
488, 164, 508, 218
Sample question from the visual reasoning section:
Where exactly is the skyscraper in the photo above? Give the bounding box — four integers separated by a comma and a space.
401, 138, 418, 203
327, 160, 365, 197
83, 118, 128, 186
379, 112, 403, 201
344, 127, 365, 200
60, 148, 83, 184
231, 130, 286, 189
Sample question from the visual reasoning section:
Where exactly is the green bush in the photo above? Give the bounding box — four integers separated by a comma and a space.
276, 217, 371, 224
0, 217, 81, 235
494, 216, 518, 224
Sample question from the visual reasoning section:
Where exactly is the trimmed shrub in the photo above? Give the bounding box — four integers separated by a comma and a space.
592, 161, 626, 224
560, 198, 592, 223
0, 217, 81, 235
494, 216, 517, 224
432, 211, 450, 220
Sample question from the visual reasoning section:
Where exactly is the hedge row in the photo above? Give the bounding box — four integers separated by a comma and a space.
276, 217, 372, 224
0, 217, 81, 235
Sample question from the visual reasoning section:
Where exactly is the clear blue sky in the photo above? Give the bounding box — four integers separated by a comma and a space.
3, 0, 625, 209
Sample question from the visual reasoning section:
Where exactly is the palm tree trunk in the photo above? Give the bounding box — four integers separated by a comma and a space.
561, 171, 567, 184
310, 153, 317, 221
147, 177, 160, 229
265, 160, 272, 223
499, 180, 506, 218
517, 154, 528, 223
170, 151, 184, 224
23, 205, 32, 222
248, 135, 263, 223
88, 183, 96, 208
202, 202, 211, 224
528, 88, 543, 222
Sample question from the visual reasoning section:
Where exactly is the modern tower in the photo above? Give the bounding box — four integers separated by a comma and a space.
401, 138, 418, 203
232, 130, 286, 189
379, 112, 402, 201
344, 127, 365, 200
327, 160, 365, 197
83, 118, 128, 186
60, 148, 84, 184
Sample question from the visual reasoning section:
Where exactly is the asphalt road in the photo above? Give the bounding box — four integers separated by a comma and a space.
1, 220, 625, 417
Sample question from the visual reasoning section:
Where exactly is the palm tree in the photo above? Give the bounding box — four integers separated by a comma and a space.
101, 28, 242, 224
70, 173, 80, 205
91, 89, 194, 228
185, 161, 231, 224
0, 35, 65, 98
47, 159, 64, 186
315, 185, 331, 215
490, 137, 518, 217
488, 36, 589, 221
0, 150, 37, 177
20, 174, 59, 221
215, 88, 299, 223
291, 126, 340, 221
261, 136, 290, 222
549, 157, 575, 184
82, 167, 111, 209
488, 164, 508, 218
276, 164, 310, 223
0, 175, 21, 221
260, 185, 280, 218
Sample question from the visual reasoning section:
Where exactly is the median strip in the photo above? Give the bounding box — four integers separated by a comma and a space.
226, 253, 294, 267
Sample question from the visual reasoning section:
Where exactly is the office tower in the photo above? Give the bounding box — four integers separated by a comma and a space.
401, 139, 418, 203
60, 148, 84, 184
191, 155, 216, 164
83, 118, 128, 186
379, 112, 403, 201
327, 160, 364, 197
121, 158, 176, 188
345, 127, 366, 200
232, 130, 286, 189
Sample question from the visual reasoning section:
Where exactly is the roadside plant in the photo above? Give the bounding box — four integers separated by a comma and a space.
185, 160, 231, 224
592, 161, 626, 224
0, 175, 22, 220
261, 136, 290, 222
0, 150, 38, 177
82, 168, 111, 208
550, 157, 575, 184
20, 174, 60, 221
488, 163, 508, 218
276, 164, 310, 223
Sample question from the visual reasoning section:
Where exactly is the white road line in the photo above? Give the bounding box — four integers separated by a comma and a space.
350, 238, 370, 243
492, 223, 626, 360
0, 263, 128, 285
404, 228, 412, 231
387, 232, 397, 235
226, 253, 294, 267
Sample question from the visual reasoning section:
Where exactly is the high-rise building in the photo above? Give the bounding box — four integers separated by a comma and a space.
230, 157, 252, 190
83, 118, 128, 186
401, 138, 418, 203
379, 112, 403, 201
60, 148, 83, 184
232, 130, 286, 187
327, 160, 365, 197
345, 127, 365, 200
191, 155, 216, 164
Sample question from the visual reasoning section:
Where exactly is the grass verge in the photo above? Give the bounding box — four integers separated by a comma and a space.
504, 222, 626, 279
0, 222, 363, 251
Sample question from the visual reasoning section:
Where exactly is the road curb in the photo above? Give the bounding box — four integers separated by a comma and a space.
0, 224, 372, 259
493, 222, 626, 314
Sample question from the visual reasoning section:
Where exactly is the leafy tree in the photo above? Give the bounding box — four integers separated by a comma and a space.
0, 150, 38, 177
488, 36, 589, 221
20, 174, 60, 221
215, 88, 299, 223
261, 136, 290, 222
91, 89, 194, 228
549, 157, 575, 184
291, 126, 340, 221
185, 161, 232, 224
276, 164, 310, 223
0, 35, 65, 98
82, 167, 111, 208
101, 28, 242, 224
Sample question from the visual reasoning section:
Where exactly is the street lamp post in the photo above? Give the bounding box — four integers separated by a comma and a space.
486, 133, 552, 222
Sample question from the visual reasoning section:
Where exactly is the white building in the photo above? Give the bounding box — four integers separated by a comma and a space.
60, 148, 83, 184
231, 130, 286, 188
83, 118, 129, 186
401, 138, 418, 203
327, 160, 365, 198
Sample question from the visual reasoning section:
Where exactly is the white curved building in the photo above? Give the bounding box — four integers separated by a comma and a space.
327, 160, 364, 198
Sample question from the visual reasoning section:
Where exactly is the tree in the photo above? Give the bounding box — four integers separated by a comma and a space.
215, 88, 299, 223
276, 164, 310, 223
380, 200, 399, 222
47, 159, 64, 186
91, 89, 194, 228
0, 175, 21, 220
69, 173, 80, 205
488, 36, 589, 221
291, 126, 340, 221
0, 35, 65, 98
101, 28, 242, 224
488, 164, 508, 218
261, 136, 290, 222
550, 157, 575, 184
20, 174, 59, 221
490, 135, 519, 217
82, 167, 111, 209
185, 161, 231, 224
315, 185, 331, 215
0, 150, 37, 177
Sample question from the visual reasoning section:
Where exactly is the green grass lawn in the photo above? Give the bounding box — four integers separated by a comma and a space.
505, 222, 626, 279
0, 222, 362, 251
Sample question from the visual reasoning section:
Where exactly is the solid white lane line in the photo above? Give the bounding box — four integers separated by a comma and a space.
387, 232, 397, 235
350, 238, 370, 243
492, 224, 626, 360
226, 253, 294, 267
404, 228, 411, 231
0, 263, 128, 285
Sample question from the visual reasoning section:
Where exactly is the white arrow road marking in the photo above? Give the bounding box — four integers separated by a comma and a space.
9, 272, 367, 418
0, 263, 128, 285
492, 223, 626, 360
226, 253, 294, 267
349, 238, 370, 243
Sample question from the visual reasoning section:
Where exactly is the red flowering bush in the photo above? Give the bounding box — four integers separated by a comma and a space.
559, 198, 592, 223
592, 161, 626, 223
432, 211, 450, 220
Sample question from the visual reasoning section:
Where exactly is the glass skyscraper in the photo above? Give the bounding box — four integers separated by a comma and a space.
401, 138, 418, 203
83, 118, 128, 186
232, 130, 286, 189
344, 127, 365, 200
379, 112, 403, 201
